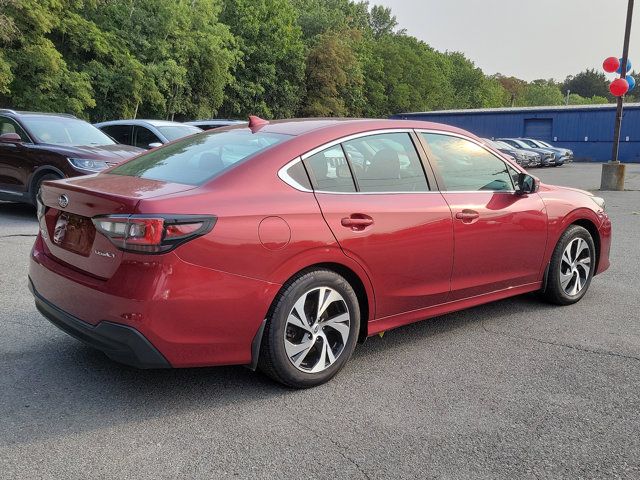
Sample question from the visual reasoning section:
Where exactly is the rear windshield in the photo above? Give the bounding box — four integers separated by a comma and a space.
109, 129, 290, 185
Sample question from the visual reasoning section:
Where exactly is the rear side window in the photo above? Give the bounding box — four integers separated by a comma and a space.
342, 132, 429, 192
421, 133, 514, 192
110, 130, 290, 185
0, 116, 30, 142
304, 146, 356, 193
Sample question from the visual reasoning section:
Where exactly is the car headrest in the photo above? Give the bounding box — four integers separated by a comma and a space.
367, 149, 400, 179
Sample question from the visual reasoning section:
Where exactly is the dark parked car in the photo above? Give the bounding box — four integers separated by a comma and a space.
184, 119, 248, 131
30, 117, 611, 388
95, 119, 202, 150
498, 138, 558, 167
482, 138, 541, 168
0, 109, 142, 205
521, 138, 573, 163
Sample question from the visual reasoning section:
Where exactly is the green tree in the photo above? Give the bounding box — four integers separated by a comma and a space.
301, 29, 365, 116
368, 5, 405, 38
444, 52, 507, 109
562, 69, 611, 100
219, 0, 306, 119
292, 0, 369, 40
520, 79, 564, 107
0, 0, 95, 115
365, 35, 452, 116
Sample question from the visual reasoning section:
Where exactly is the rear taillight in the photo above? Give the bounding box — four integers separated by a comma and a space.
92, 215, 216, 253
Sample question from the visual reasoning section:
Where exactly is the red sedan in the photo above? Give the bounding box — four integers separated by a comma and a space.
29, 118, 611, 388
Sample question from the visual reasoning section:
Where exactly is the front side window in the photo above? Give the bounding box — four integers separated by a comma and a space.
341, 132, 429, 192
110, 130, 290, 186
421, 133, 514, 192
134, 126, 161, 149
21, 117, 115, 146
304, 146, 356, 193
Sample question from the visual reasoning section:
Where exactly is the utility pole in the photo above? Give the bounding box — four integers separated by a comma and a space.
601, 0, 634, 190
566, 89, 571, 106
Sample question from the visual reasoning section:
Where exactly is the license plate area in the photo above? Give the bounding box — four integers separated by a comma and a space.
52, 212, 96, 257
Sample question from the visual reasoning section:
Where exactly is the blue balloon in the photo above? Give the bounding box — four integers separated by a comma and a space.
627, 75, 636, 91
617, 58, 632, 74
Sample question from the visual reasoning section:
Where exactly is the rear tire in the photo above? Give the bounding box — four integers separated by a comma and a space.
542, 225, 595, 305
258, 269, 360, 388
31, 173, 62, 205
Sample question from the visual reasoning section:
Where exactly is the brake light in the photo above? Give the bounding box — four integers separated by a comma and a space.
92, 215, 216, 253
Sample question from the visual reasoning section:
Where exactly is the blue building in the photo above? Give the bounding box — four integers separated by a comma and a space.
391, 103, 640, 163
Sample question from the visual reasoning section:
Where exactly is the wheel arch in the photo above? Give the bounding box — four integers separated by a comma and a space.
571, 218, 601, 272
28, 165, 65, 200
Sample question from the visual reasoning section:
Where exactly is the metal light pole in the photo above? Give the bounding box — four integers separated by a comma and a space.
601, 0, 634, 190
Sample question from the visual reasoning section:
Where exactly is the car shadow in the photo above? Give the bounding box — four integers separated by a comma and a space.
0, 201, 37, 231
2, 293, 554, 447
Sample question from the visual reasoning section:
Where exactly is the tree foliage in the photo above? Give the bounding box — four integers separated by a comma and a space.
0, 0, 616, 121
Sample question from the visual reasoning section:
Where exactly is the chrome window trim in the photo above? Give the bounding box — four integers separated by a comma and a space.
278, 156, 313, 193
277, 128, 521, 195
300, 128, 415, 160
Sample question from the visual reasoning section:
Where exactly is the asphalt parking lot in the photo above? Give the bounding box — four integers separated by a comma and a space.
1, 163, 639, 479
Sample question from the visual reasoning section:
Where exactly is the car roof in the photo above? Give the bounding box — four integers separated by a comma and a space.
244, 118, 471, 137
186, 119, 247, 125
94, 119, 191, 128
0, 109, 77, 120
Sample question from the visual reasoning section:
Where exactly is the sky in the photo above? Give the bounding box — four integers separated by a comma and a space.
373, 0, 638, 81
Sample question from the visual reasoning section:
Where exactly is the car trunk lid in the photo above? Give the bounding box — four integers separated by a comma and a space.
38, 174, 197, 279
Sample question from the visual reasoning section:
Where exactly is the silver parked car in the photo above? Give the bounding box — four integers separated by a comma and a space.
95, 119, 202, 150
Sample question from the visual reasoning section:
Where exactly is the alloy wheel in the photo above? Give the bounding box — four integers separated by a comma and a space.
559, 237, 591, 296
284, 287, 351, 373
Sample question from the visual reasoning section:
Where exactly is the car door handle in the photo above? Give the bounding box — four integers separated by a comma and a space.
455, 210, 480, 222
341, 215, 374, 230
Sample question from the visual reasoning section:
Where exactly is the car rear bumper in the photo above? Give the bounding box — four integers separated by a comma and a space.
29, 235, 280, 368
29, 278, 170, 368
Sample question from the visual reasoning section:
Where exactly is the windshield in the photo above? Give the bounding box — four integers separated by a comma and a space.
495, 141, 514, 150
522, 139, 539, 148
157, 125, 202, 141
110, 129, 290, 185
22, 116, 115, 146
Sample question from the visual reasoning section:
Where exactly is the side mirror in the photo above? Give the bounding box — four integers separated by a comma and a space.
148, 142, 163, 149
515, 173, 539, 195
0, 132, 22, 144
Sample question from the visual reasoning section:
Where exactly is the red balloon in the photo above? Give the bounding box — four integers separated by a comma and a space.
610, 78, 629, 96
603, 56, 620, 73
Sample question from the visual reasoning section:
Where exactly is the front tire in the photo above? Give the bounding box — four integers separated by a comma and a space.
258, 269, 360, 388
543, 225, 596, 305
31, 173, 62, 205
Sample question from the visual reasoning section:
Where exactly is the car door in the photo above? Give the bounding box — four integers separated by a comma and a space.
418, 131, 547, 301
304, 131, 454, 319
133, 126, 162, 149
0, 116, 33, 194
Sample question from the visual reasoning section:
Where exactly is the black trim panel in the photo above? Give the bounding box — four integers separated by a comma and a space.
29, 278, 170, 369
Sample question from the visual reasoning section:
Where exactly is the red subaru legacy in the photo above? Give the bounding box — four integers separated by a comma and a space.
29, 118, 611, 388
